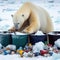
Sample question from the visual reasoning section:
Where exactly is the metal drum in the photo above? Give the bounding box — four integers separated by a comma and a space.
12, 32, 28, 49
30, 34, 47, 45
48, 31, 60, 45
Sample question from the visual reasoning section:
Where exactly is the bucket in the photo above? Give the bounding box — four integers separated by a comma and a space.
48, 31, 60, 45
0, 32, 12, 47
12, 32, 28, 49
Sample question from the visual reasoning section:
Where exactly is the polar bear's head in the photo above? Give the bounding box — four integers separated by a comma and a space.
12, 3, 31, 30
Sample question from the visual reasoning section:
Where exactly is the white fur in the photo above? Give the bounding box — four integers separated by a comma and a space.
11, 2, 54, 33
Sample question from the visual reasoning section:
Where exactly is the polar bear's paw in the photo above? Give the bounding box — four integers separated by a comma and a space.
8, 27, 16, 32
23, 27, 33, 34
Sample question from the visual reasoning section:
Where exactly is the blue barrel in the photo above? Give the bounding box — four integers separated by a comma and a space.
12, 33, 28, 49
30, 34, 47, 45
0, 33, 12, 47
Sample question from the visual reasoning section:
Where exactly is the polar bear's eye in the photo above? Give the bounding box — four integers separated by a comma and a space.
22, 14, 24, 17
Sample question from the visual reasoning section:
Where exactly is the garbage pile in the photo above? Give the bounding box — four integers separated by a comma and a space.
0, 39, 60, 57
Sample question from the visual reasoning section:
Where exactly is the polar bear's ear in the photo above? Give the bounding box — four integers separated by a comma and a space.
11, 15, 13, 18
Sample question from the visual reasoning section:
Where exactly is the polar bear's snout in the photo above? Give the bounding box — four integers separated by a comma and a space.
14, 23, 19, 30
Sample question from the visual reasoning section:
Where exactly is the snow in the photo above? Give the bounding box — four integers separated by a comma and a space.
35, 31, 44, 35
0, 53, 60, 60
11, 32, 27, 35
33, 42, 45, 53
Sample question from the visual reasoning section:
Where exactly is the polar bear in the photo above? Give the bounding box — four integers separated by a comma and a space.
9, 2, 54, 34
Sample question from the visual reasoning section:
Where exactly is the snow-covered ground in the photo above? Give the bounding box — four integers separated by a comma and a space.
0, 53, 60, 60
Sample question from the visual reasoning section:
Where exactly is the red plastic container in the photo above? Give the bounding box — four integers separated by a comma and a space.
40, 50, 48, 55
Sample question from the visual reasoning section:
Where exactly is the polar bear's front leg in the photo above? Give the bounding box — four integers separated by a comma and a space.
23, 11, 40, 34
23, 19, 40, 34
23, 24, 35, 34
